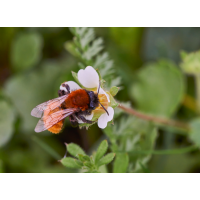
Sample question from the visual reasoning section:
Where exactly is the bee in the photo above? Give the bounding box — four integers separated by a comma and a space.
31, 83, 108, 133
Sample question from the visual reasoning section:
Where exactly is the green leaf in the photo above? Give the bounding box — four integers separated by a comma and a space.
61, 157, 82, 169
74, 159, 83, 167
108, 92, 119, 109
130, 59, 185, 117
78, 154, 91, 162
83, 161, 93, 168
99, 165, 108, 173
0, 100, 15, 147
113, 153, 129, 173
190, 118, 200, 147
97, 153, 115, 167
180, 50, 200, 75
67, 143, 85, 158
110, 86, 119, 96
11, 32, 43, 71
95, 140, 108, 164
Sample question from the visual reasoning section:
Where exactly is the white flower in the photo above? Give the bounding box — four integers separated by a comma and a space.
60, 66, 114, 129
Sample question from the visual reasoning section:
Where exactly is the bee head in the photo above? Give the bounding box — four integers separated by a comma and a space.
86, 91, 99, 110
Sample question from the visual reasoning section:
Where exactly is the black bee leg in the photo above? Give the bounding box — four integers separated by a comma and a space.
69, 115, 78, 127
61, 83, 70, 93
76, 114, 93, 124
58, 84, 71, 96
58, 90, 65, 97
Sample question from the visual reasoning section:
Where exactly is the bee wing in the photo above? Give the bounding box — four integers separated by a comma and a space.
31, 94, 69, 118
34, 108, 78, 133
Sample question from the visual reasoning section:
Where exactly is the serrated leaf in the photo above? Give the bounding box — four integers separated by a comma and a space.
67, 143, 85, 158
0, 100, 15, 147
131, 59, 185, 117
97, 153, 115, 167
78, 154, 90, 162
11, 32, 43, 71
95, 140, 108, 164
190, 118, 200, 147
110, 86, 119, 96
113, 153, 129, 173
61, 157, 82, 169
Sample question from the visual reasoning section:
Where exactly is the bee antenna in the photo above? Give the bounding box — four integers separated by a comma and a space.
99, 102, 109, 116
97, 80, 101, 94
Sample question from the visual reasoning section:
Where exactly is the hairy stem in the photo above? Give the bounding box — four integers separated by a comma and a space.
118, 104, 190, 131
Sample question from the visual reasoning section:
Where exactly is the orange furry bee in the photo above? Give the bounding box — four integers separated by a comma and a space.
31, 83, 108, 133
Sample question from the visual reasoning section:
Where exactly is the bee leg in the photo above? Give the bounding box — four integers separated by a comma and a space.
76, 114, 93, 124
58, 90, 65, 97
69, 115, 78, 127
58, 84, 71, 96
61, 83, 70, 93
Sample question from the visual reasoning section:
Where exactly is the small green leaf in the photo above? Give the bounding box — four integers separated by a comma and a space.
74, 159, 83, 167
108, 92, 119, 108
83, 161, 93, 168
190, 118, 200, 147
78, 154, 91, 162
110, 86, 119, 96
11, 32, 43, 71
97, 153, 115, 167
95, 140, 108, 164
113, 153, 129, 173
67, 143, 85, 158
61, 157, 82, 169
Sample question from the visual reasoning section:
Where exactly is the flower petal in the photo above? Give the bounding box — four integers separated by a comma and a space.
107, 107, 114, 121
97, 107, 114, 129
76, 112, 94, 124
99, 87, 110, 102
60, 81, 81, 92
97, 113, 108, 129
77, 66, 99, 88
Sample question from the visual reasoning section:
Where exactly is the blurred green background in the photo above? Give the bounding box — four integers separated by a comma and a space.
0, 27, 200, 173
